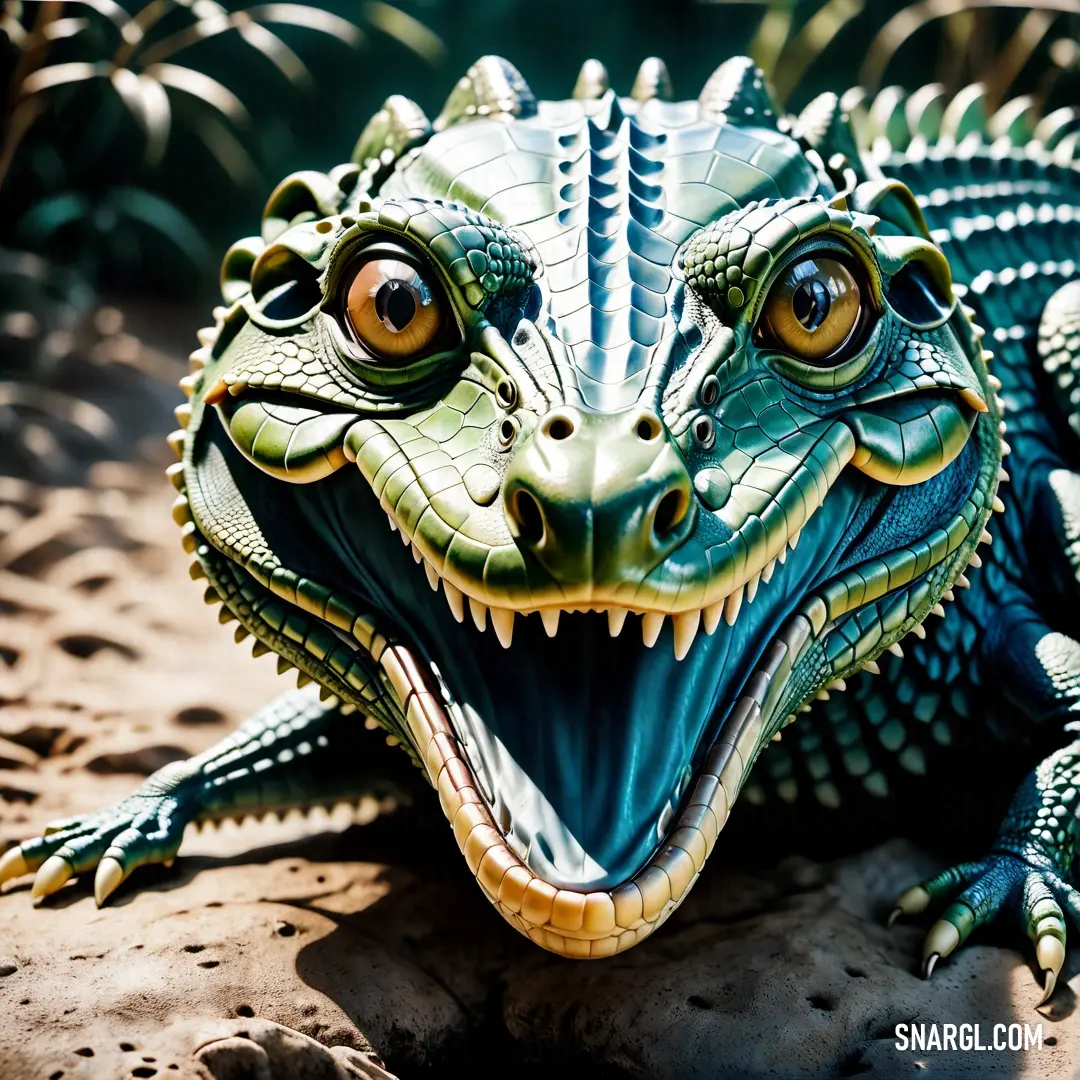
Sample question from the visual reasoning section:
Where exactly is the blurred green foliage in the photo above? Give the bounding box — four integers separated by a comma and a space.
1, 0, 1078, 302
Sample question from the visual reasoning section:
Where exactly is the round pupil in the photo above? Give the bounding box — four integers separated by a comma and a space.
375, 281, 416, 333
792, 279, 830, 331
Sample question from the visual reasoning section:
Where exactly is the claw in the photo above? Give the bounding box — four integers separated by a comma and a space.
894, 884, 931, 917
30, 855, 72, 904
1036, 936, 1065, 1006
1039, 970, 1057, 1006
922, 919, 961, 975
94, 857, 125, 907
0, 846, 29, 887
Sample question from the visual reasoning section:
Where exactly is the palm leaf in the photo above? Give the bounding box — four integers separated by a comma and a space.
42, 16, 88, 41
106, 187, 213, 268
69, 0, 129, 31
363, 1, 443, 63
235, 17, 310, 85
144, 62, 249, 125
862, 0, 1080, 93
21, 61, 109, 96
109, 67, 172, 165
16, 193, 94, 241
244, 3, 363, 46
195, 112, 261, 186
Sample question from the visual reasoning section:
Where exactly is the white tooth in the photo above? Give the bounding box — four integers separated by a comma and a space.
470, 597, 488, 631
424, 562, 440, 592
387, 515, 398, 533
912, 623, 927, 639
723, 584, 744, 626
761, 557, 776, 584
777, 546, 787, 565
444, 581, 465, 622
789, 528, 802, 551
672, 609, 700, 661
956, 574, 970, 589
641, 612, 665, 648
864, 659, 880, 675
410, 542, 423, 564
490, 607, 515, 648
816, 689, 830, 701
540, 608, 561, 637
703, 601, 724, 635
746, 570, 761, 604
400, 527, 411, 547
607, 607, 628, 637
829, 678, 847, 692
887, 642, 904, 657
931, 603, 945, 618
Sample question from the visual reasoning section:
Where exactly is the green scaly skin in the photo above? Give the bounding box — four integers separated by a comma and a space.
1, 56, 1078, 988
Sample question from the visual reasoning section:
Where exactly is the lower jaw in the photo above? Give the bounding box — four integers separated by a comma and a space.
380, 609, 813, 959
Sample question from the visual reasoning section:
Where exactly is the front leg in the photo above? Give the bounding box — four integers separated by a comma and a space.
0, 686, 402, 905
892, 739, 1080, 1002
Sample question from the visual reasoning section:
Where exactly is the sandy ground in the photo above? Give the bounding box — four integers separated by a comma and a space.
0, 311, 1078, 1079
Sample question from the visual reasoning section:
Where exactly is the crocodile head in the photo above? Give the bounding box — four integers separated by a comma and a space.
172, 56, 1002, 957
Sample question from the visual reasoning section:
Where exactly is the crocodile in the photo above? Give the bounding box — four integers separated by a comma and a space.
4, 55, 1080, 998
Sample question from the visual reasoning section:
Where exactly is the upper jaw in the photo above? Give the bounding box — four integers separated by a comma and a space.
388, 492, 807, 659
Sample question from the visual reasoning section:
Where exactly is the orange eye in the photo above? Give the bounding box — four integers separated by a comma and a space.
758, 255, 863, 364
345, 256, 444, 361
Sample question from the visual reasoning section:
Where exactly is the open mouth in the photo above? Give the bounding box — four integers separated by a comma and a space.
186, 399, 984, 956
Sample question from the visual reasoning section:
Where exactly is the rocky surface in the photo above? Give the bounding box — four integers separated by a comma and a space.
0, 313, 1076, 1079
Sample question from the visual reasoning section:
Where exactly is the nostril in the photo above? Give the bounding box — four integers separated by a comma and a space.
636, 414, 661, 441
510, 488, 545, 546
543, 415, 574, 440
653, 488, 689, 540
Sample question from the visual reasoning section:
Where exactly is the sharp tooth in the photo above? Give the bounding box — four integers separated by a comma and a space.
470, 597, 488, 631
703, 601, 724, 635
641, 612, 665, 648
444, 581, 465, 622
607, 607, 627, 637
539, 608, 561, 637
864, 659, 880, 674
746, 570, 761, 604
789, 528, 802, 551
968, 552, 982, 568
411, 542, 423, 564
931, 603, 945, 617
912, 623, 926, 639
777, 546, 787, 564
943, 589, 954, 602
490, 607, 515, 648
956, 574, 970, 589
387, 516, 398, 533
672, 609, 700, 661
829, 678, 847, 692
761, 557, 776, 584
888, 642, 904, 657
399, 527, 410, 547
723, 584, 744, 626
424, 562, 440, 592
816, 689, 830, 701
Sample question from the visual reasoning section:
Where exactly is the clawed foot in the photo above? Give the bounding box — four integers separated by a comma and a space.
890, 853, 1077, 1005
0, 762, 198, 906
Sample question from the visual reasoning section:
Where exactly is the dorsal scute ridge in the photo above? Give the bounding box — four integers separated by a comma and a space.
698, 56, 779, 129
